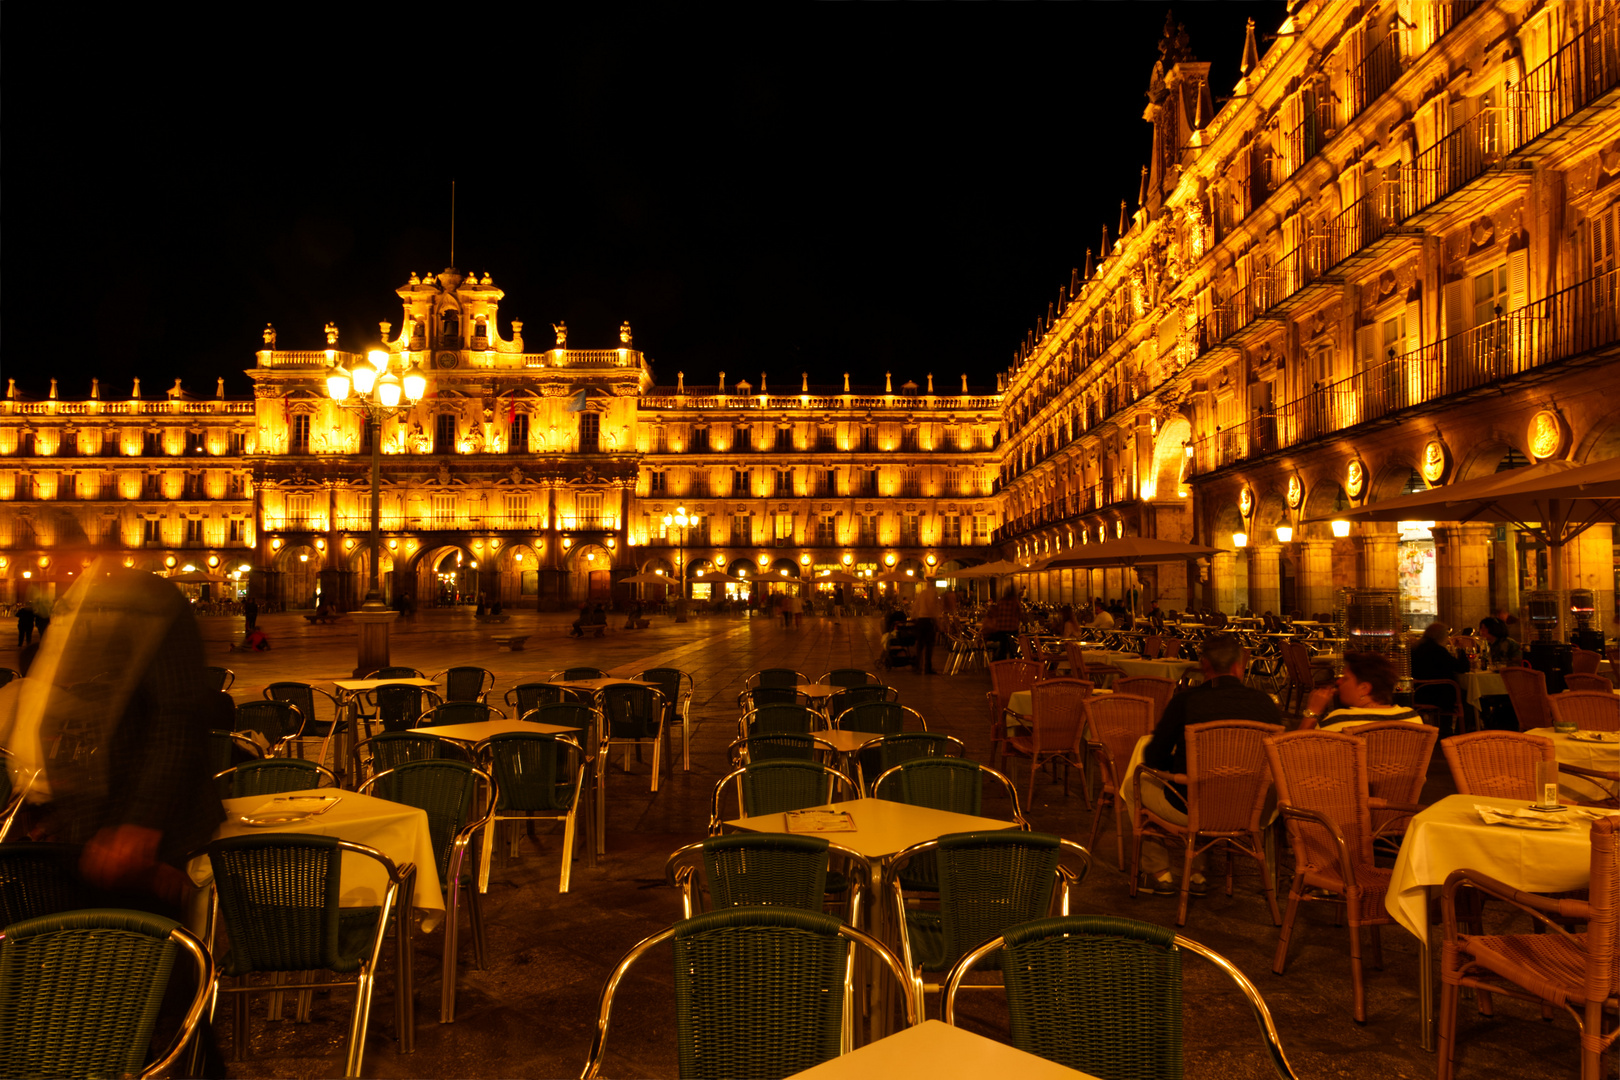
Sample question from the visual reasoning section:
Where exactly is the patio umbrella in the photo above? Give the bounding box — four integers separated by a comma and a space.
168, 570, 227, 584
1314, 456, 1620, 607
813, 570, 864, 584
621, 572, 675, 585
949, 559, 1025, 578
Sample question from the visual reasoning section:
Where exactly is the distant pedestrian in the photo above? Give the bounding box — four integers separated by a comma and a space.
16, 605, 35, 647
243, 597, 259, 631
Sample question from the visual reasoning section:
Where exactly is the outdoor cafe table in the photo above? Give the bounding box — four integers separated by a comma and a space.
1526, 726, 1620, 803
788, 1019, 1098, 1079
189, 786, 444, 1051
1386, 792, 1614, 1050
553, 678, 662, 857
332, 677, 441, 764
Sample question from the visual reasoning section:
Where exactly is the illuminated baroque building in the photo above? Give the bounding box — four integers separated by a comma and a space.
995, 0, 1620, 632
0, 267, 1003, 610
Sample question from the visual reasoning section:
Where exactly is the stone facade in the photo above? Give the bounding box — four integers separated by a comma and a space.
995, 0, 1620, 634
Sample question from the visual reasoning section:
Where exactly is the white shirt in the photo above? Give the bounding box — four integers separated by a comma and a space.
1091, 609, 1115, 629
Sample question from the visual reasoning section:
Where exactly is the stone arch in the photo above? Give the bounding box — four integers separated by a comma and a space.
414, 544, 477, 607
1252, 493, 1288, 533
272, 543, 322, 609
1145, 414, 1193, 500
1302, 480, 1351, 540
1368, 460, 1422, 503
1455, 434, 1528, 482
1577, 408, 1620, 463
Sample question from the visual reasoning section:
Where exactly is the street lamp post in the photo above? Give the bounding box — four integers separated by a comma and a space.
661, 505, 699, 624
325, 346, 426, 673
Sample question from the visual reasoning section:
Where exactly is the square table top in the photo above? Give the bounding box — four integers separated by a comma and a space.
416, 718, 583, 742
333, 677, 439, 692
796, 683, 839, 698
727, 797, 1018, 860
554, 677, 660, 692
788, 1020, 1098, 1079
817, 729, 881, 753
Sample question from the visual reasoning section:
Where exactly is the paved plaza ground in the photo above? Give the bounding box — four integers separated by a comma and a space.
2, 608, 1578, 1078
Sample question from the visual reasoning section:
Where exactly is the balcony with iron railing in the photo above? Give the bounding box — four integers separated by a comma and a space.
1189, 267, 1620, 474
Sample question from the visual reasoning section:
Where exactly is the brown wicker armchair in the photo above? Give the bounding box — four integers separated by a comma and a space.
1003, 678, 1092, 806
1264, 730, 1417, 1023
1081, 693, 1156, 869
1499, 666, 1554, 731
1113, 676, 1177, 723
1133, 720, 1284, 928
1438, 815, 1620, 1080
987, 659, 1043, 771
1343, 720, 1438, 845
1566, 673, 1617, 694
1570, 648, 1604, 675
1552, 691, 1620, 732
1141, 634, 1164, 659
1441, 731, 1555, 801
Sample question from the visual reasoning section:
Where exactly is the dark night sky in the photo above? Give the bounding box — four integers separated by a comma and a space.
5, 2, 1286, 400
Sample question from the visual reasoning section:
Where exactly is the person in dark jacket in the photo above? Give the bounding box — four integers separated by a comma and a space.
16, 604, 35, 646
1411, 622, 1467, 736
1138, 633, 1282, 895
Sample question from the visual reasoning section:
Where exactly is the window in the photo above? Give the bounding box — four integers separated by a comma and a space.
102, 519, 121, 546
185, 518, 204, 544
824, 469, 838, 496
817, 425, 836, 451
227, 473, 246, 498
229, 519, 246, 542
902, 468, 920, 497
972, 515, 991, 543
143, 518, 162, 544
509, 414, 529, 454
577, 493, 603, 529
774, 512, 794, 545
901, 514, 920, 545
183, 473, 202, 499
901, 428, 919, 452
816, 514, 836, 545
187, 431, 206, 455
144, 472, 163, 498
431, 494, 455, 522
290, 415, 311, 454
649, 471, 666, 495
286, 493, 311, 526
857, 514, 878, 545
775, 469, 793, 496
941, 514, 963, 546
730, 513, 752, 546
944, 469, 960, 497
690, 427, 709, 452
734, 425, 752, 452
732, 469, 751, 497
578, 412, 600, 453
858, 426, 875, 452
654, 427, 669, 453
775, 427, 793, 451
1473, 264, 1509, 327
688, 470, 708, 497
228, 431, 246, 455
434, 414, 457, 454
144, 431, 162, 456
504, 494, 529, 525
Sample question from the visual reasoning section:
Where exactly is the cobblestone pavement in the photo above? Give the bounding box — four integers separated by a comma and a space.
3, 608, 1572, 1078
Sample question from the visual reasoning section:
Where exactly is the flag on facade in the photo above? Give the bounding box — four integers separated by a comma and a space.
565, 389, 589, 412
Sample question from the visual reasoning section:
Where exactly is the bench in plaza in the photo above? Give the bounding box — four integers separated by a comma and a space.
492, 635, 530, 651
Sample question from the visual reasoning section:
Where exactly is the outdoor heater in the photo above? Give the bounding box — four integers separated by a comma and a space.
1342, 588, 1409, 682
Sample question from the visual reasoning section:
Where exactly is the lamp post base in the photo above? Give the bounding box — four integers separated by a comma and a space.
351, 609, 400, 677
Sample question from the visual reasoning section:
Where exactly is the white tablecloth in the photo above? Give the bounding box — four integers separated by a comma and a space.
1459, 671, 1508, 711
190, 787, 446, 930
1526, 726, 1620, 802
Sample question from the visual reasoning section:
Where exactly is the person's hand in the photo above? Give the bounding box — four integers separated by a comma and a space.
1304, 686, 1336, 718
81, 824, 162, 890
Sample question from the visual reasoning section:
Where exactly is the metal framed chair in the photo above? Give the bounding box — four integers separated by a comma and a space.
1084, 693, 1156, 869
360, 758, 494, 1023
826, 685, 900, 720
1002, 678, 1093, 807
834, 701, 927, 789
203, 665, 236, 692
1552, 690, 1620, 732
708, 760, 859, 832
737, 686, 815, 712
350, 731, 468, 790
580, 907, 918, 1079
552, 666, 608, 683
739, 703, 825, 741
663, 833, 867, 921
747, 667, 808, 689
506, 682, 584, 716
1438, 815, 1620, 1080
265, 681, 345, 770
0, 908, 213, 1080
476, 732, 586, 893
818, 668, 881, 688
233, 700, 306, 757
727, 733, 840, 767
215, 757, 338, 798
435, 666, 495, 703
859, 732, 967, 792
637, 668, 696, 770
521, 701, 598, 737
417, 701, 506, 729
202, 834, 413, 1075
597, 683, 670, 792
207, 728, 264, 777
365, 683, 444, 735
942, 914, 1299, 1080
1132, 720, 1284, 928
1264, 730, 1416, 1023
888, 831, 1090, 1011
0, 842, 88, 926
366, 666, 429, 680
872, 756, 1025, 827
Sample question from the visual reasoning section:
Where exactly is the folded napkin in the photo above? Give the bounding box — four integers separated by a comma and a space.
1476, 803, 1616, 828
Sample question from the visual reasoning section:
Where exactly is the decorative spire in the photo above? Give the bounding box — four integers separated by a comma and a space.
1083, 248, 1093, 278
1241, 17, 1260, 77
1101, 222, 1111, 255
1138, 165, 1149, 208
1118, 199, 1128, 238
1070, 266, 1080, 296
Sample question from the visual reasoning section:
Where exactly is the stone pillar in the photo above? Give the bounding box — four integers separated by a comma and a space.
1212, 550, 1240, 614
1297, 539, 1336, 620
1433, 523, 1494, 634
1355, 533, 1398, 592
1248, 544, 1282, 617
352, 609, 398, 678
1561, 523, 1614, 637
1491, 527, 1520, 619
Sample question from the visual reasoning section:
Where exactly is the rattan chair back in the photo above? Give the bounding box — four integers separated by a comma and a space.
1113, 676, 1177, 722
1142, 634, 1164, 659
1085, 693, 1155, 773
990, 659, 1043, 711
1499, 666, 1554, 731
366, 666, 427, 680
868, 732, 966, 778
0, 908, 212, 1080
1064, 643, 1089, 678
728, 733, 836, 766
738, 686, 809, 712
524, 702, 597, 735
265, 682, 338, 736
736, 760, 852, 817
1441, 730, 1555, 800
1348, 720, 1438, 836
1552, 690, 1620, 731
1184, 720, 1283, 836
1162, 638, 1185, 660
836, 700, 923, 734
1571, 648, 1603, 675
0, 843, 87, 927
1565, 673, 1617, 694
208, 729, 264, 776
1264, 730, 1375, 880
217, 758, 334, 798
700, 834, 831, 911
636, 668, 692, 719
351, 732, 462, 789
203, 665, 236, 692
741, 703, 821, 738
369, 683, 440, 733
897, 830, 1064, 974
440, 666, 495, 703
874, 757, 987, 816
362, 759, 485, 881
826, 685, 898, 716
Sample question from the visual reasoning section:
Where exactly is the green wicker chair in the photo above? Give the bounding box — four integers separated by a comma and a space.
942, 915, 1299, 1080
234, 699, 306, 757
553, 666, 608, 683
417, 701, 505, 729
818, 668, 881, 688
476, 732, 586, 893
598, 683, 669, 792
350, 732, 467, 789
203, 665, 236, 692
872, 756, 1026, 829
889, 830, 1087, 1009
737, 686, 813, 712
523, 701, 598, 738
826, 684, 900, 718
435, 666, 495, 703
581, 906, 917, 1079
506, 682, 584, 716
637, 667, 696, 770
264, 681, 344, 769
727, 733, 839, 766
708, 760, 859, 833
350, 668, 428, 728
366, 683, 443, 735
0, 908, 212, 1080
366, 666, 428, 680
747, 668, 808, 689
215, 758, 337, 798
0, 843, 88, 926
860, 733, 967, 792
203, 834, 413, 1076
207, 729, 264, 775
664, 833, 868, 921
739, 703, 824, 741
360, 758, 493, 1023
836, 702, 927, 790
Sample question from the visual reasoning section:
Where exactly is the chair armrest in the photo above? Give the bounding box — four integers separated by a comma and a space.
1367, 799, 1426, 815
1560, 763, 1619, 782
1441, 867, 1590, 944
1131, 765, 1187, 816
1278, 804, 1359, 891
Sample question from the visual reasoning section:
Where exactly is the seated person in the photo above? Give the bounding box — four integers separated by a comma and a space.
1410, 621, 1466, 734
1302, 652, 1422, 732
569, 603, 592, 637
1090, 599, 1115, 630
1139, 633, 1282, 895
